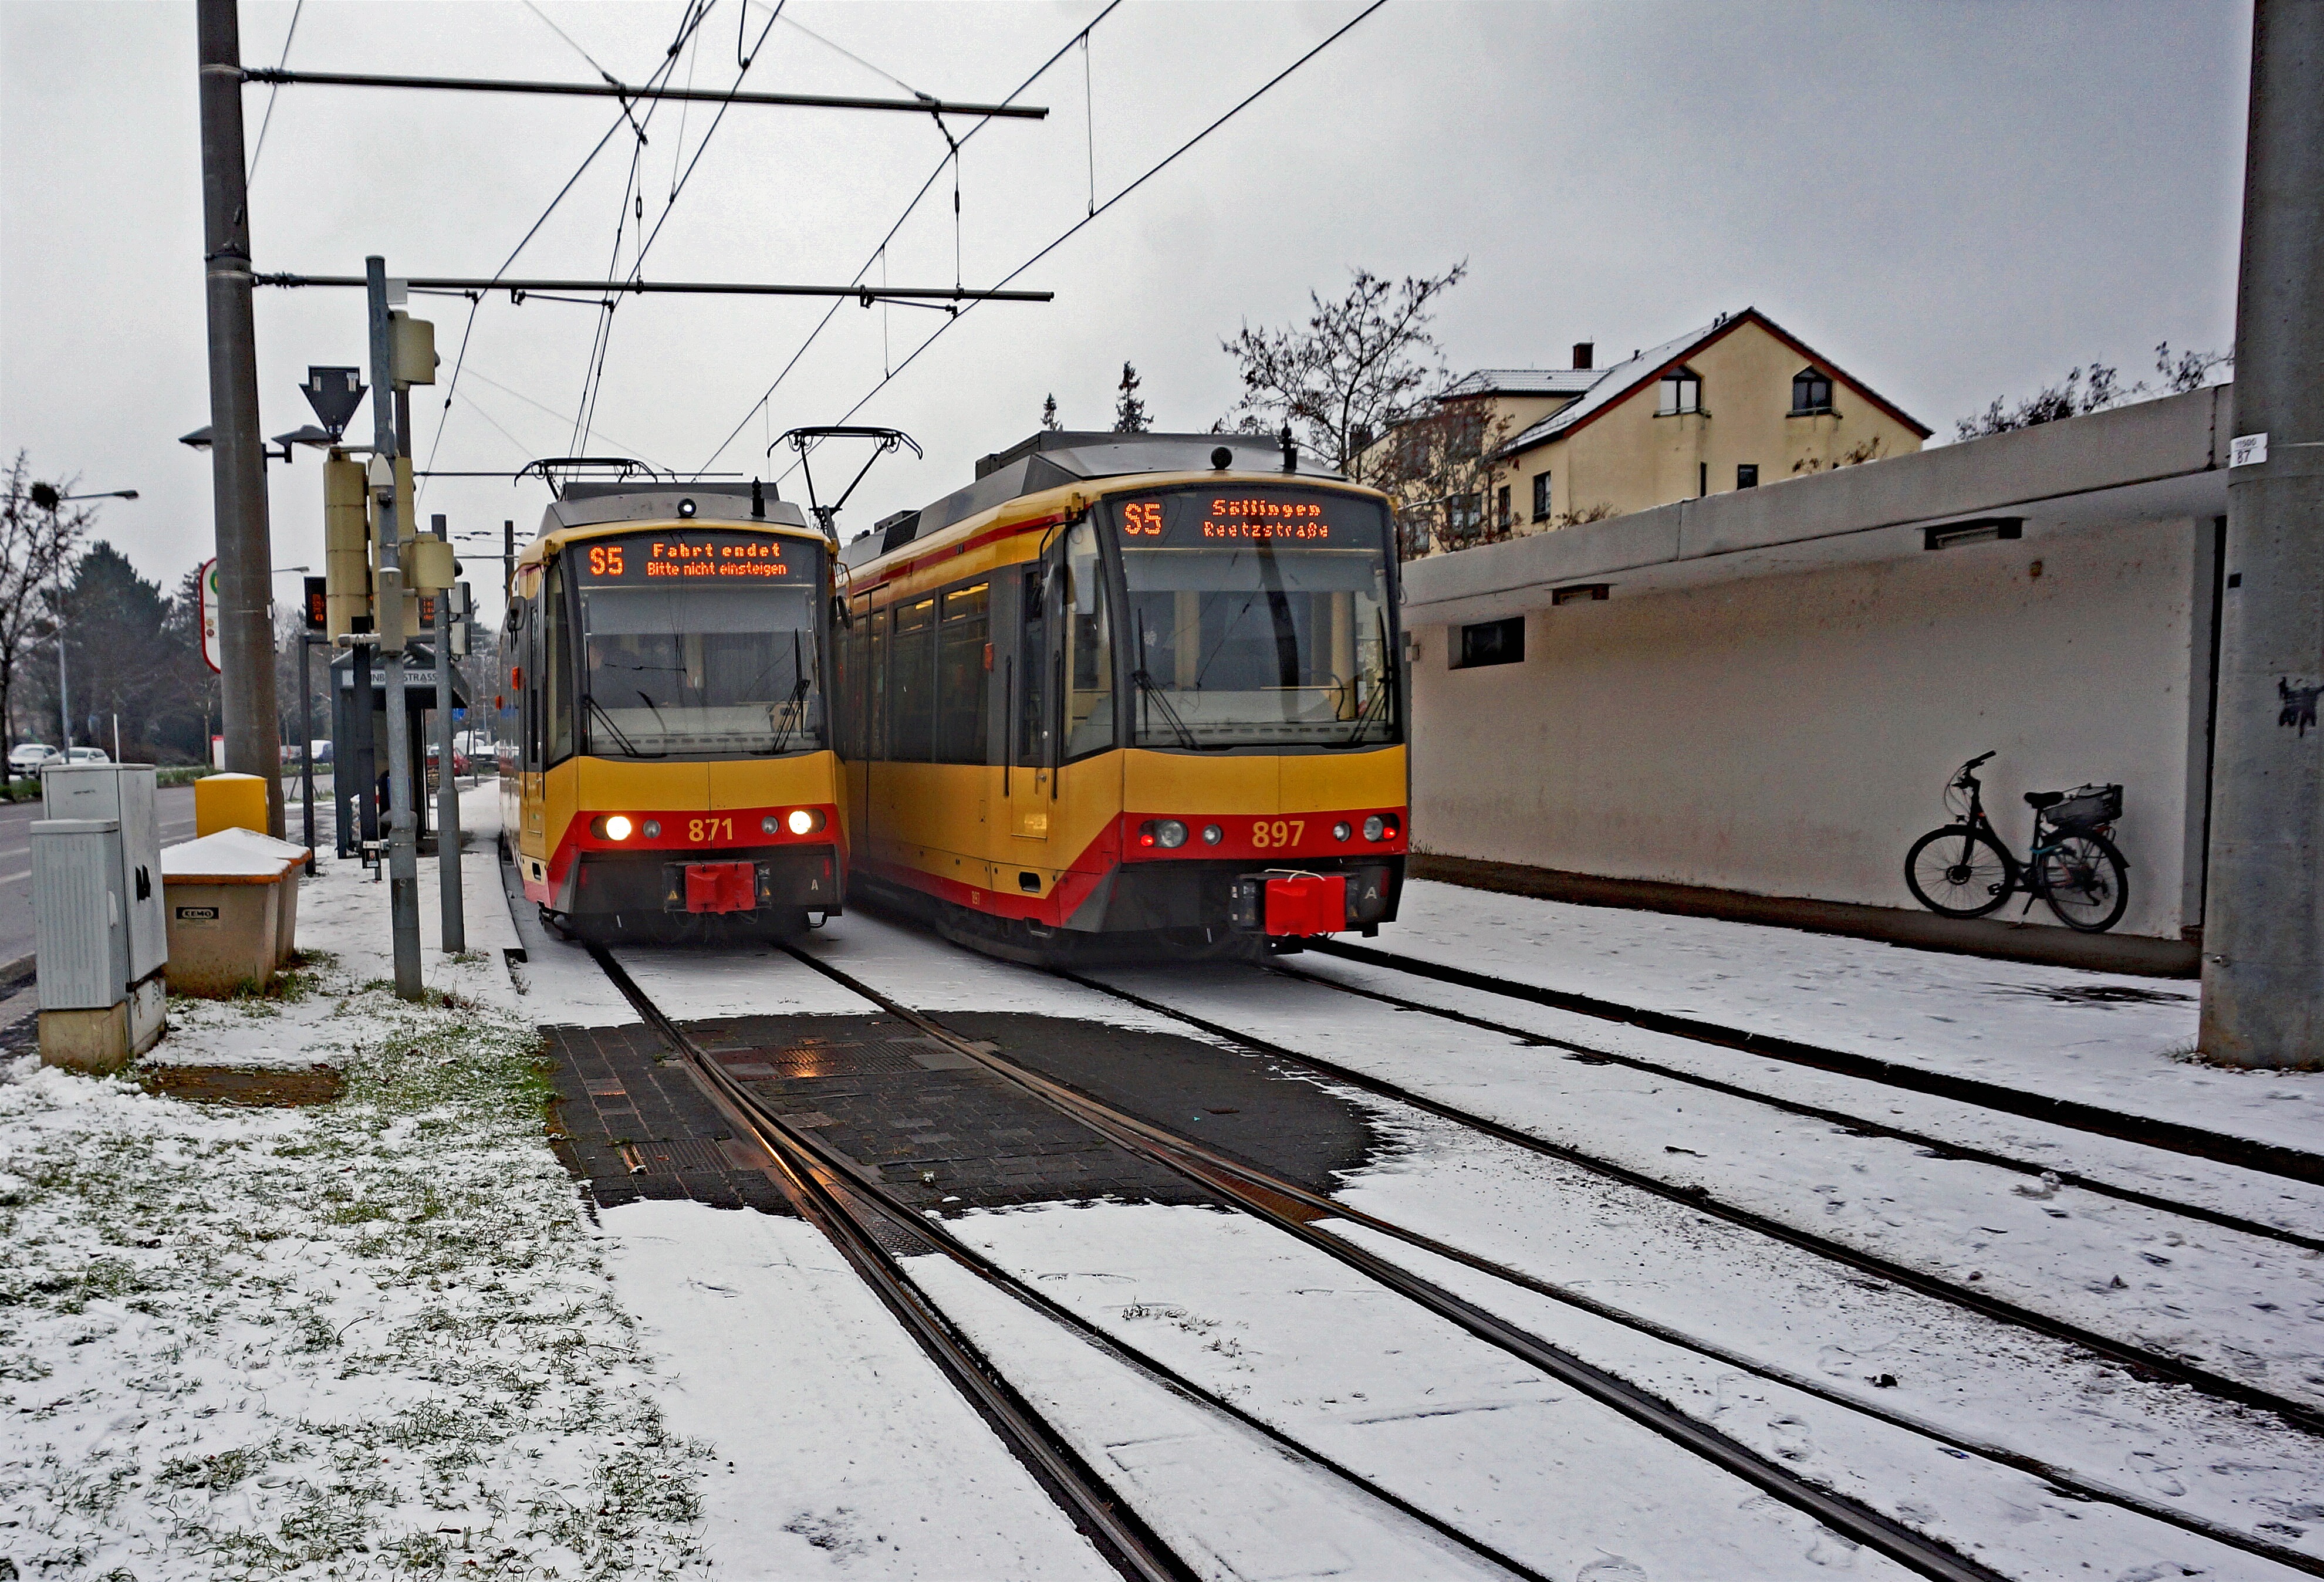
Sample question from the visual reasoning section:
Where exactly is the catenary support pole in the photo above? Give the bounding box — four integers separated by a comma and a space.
2200, 0, 2324, 1068
196, 0, 285, 834
433, 517, 464, 954
366, 258, 424, 1000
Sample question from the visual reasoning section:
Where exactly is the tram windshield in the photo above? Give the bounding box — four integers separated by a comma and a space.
572, 531, 824, 758
1111, 489, 1398, 749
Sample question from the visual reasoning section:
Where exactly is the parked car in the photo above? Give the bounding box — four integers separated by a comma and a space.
8, 742, 58, 776
64, 747, 109, 765
424, 745, 470, 779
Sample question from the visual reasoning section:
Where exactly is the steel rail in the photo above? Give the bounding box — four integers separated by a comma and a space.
241, 66, 1047, 119
776, 945, 2018, 1582
1311, 939, 2324, 1187
583, 944, 1193, 1582
586, 945, 1551, 1582
1269, 961, 2324, 1255
251, 273, 1051, 302
1059, 966, 2324, 1441
972, 973, 2324, 1575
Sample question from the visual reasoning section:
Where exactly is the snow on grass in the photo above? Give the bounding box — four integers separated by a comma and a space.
0, 952, 707, 1581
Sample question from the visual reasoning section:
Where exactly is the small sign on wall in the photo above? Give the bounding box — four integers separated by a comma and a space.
2230, 433, 2268, 468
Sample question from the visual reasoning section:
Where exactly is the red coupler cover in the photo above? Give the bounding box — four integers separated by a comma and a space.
685, 861, 758, 914
1264, 873, 1346, 936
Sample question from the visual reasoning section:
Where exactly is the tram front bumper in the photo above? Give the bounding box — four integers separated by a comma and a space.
563, 844, 842, 917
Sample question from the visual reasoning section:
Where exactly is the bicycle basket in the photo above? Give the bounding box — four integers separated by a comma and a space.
2046, 783, 2123, 831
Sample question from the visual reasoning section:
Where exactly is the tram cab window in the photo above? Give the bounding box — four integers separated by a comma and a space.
1062, 520, 1116, 759
935, 583, 989, 765
572, 533, 826, 759
543, 562, 574, 765
1112, 489, 1397, 750
1014, 566, 1050, 770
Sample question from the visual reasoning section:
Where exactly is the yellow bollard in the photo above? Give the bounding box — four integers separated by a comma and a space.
193, 772, 269, 837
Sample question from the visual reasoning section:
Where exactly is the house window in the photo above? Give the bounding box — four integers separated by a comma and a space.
1792, 367, 1833, 414
1495, 484, 1511, 529
1453, 616, 1524, 669
1531, 472, 1551, 521
1657, 370, 1702, 416
1443, 492, 1482, 539
1737, 464, 1759, 489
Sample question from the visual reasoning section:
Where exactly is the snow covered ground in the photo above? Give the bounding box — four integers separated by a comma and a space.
1369, 880, 2321, 1151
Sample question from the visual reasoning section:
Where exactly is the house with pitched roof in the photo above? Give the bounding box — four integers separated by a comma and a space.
1375, 309, 1931, 555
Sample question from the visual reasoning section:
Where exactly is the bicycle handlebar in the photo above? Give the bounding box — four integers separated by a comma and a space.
1963, 751, 1997, 769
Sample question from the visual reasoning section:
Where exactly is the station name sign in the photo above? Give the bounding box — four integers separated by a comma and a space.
1113, 491, 1370, 546
576, 530, 797, 583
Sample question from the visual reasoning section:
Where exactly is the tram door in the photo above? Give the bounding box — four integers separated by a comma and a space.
1004, 561, 1053, 842
850, 591, 876, 846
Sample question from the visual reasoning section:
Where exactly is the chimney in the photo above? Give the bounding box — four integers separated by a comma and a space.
1572, 342, 1593, 371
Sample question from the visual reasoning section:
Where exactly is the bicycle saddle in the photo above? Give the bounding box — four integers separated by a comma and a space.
2024, 790, 2066, 810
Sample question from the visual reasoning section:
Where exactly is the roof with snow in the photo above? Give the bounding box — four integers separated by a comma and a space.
1439, 369, 1603, 400
1493, 308, 1931, 459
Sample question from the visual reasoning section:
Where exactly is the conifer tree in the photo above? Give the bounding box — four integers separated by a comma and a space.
1112, 363, 1150, 434
1041, 393, 1061, 431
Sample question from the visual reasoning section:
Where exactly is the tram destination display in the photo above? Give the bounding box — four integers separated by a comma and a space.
573, 529, 802, 584
1112, 489, 1383, 547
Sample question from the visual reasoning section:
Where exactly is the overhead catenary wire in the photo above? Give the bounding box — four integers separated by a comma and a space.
244, 0, 303, 184
700, 0, 1123, 474
758, 0, 1389, 485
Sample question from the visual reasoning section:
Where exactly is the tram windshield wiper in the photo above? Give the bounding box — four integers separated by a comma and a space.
1131, 668, 1204, 750
585, 693, 663, 759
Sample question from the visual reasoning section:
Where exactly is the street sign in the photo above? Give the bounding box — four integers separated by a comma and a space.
198, 559, 221, 674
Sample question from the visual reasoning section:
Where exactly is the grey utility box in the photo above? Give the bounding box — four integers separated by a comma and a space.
35, 762, 167, 1073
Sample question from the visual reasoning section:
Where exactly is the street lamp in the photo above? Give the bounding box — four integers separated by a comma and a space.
26, 485, 140, 756
178, 425, 337, 465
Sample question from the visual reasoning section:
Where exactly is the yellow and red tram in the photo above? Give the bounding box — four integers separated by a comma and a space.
498, 481, 846, 937
836, 431, 1407, 958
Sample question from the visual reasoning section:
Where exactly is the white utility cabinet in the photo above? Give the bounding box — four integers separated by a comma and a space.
35, 762, 167, 1071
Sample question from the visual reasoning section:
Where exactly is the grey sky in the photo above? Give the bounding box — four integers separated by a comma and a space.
2, 1, 2249, 606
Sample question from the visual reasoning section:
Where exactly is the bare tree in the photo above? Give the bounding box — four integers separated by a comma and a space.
1362, 401, 1516, 559
0, 452, 95, 758
1955, 342, 2232, 441
1220, 263, 1467, 477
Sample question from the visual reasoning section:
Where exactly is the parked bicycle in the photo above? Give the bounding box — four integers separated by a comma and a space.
1904, 752, 2130, 932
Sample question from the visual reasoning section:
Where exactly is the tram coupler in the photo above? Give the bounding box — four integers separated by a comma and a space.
663, 860, 773, 915
1231, 870, 1347, 938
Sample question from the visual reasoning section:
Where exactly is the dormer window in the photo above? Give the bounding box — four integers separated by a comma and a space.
1792, 367, 1835, 414
1657, 369, 1702, 416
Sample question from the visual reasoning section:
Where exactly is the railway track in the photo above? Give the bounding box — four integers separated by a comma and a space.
1061, 964, 2324, 1445
1310, 938, 2324, 1188
1267, 959, 2324, 1255
754, 939, 2305, 1582
586, 944, 1557, 1582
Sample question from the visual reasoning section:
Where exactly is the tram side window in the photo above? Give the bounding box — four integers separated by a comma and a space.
935, 583, 989, 765
1063, 520, 1115, 759
523, 596, 543, 771
543, 562, 574, 765
1014, 566, 1049, 769
890, 597, 937, 762
867, 600, 888, 761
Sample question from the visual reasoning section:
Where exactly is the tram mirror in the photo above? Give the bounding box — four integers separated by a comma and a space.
831, 593, 853, 630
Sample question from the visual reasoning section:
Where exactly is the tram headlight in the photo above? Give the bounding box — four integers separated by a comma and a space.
1332, 822, 1353, 842
1201, 824, 1223, 846
786, 808, 821, 836
600, 814, 634, 841
762, 816, 779, 835
1362, 816, 1385, 841
642, 820, 661, 839
1138, 819, 1188, 850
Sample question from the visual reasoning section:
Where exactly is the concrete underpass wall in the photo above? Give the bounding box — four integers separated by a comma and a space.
1408, 515, 2214, 941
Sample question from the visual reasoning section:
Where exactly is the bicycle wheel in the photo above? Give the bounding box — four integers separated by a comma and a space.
2039, 831, 2129, 932
1905, 824, 2015, 918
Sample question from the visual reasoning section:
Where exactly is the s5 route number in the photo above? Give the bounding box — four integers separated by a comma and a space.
687, 817, 734, 843
587, 545, 626, 577
1122, 502, 1164, 536
1249, 819, 1304, 850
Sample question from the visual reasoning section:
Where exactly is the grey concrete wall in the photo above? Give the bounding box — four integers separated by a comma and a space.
1410, 514, 2210, 940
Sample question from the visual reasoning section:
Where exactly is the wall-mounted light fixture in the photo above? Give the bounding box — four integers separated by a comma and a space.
1923, 516, 2024, 551
1551, 583, 1610, 605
